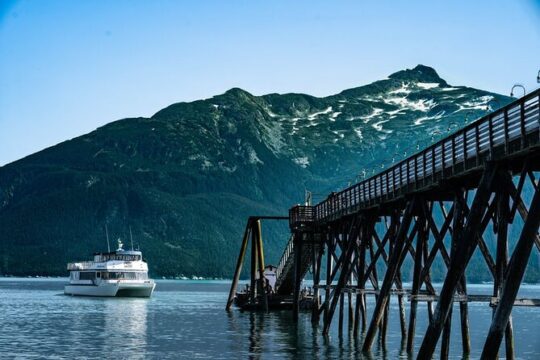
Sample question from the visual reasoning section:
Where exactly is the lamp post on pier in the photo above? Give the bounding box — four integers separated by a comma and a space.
510, 84, 526, 98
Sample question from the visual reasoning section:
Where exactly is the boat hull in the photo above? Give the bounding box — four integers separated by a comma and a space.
64, 281, 155, 298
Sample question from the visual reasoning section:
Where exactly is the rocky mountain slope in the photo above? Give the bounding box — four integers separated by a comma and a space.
2, 65, 536, 281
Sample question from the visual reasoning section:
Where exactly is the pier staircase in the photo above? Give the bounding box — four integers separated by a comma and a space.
274, 232, 319, 296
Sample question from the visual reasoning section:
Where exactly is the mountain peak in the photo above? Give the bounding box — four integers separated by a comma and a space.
223, 87, 254, 98
389, 65, 448, 86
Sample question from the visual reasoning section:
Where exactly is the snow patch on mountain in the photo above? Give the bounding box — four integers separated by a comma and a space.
389, 82, 412, 95
456, 95, 494, 111
247, 147, 263, 165
329, 112, 342, 121
354, 127, 363, 140
441, 87, 461, 91
265, 108, 279, 118
372, 119, 392, 133
384, 97, 436, 112
417, 82, 440, 90
308, 106, 333, 121
363, 108, 384, 123
413, 110, 446, 125
293, 157, 310, 168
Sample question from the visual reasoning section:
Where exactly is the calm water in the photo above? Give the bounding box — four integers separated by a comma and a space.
0, 278, 539, 359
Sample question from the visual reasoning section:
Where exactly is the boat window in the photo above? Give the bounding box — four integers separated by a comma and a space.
96, 272, 101, 278
79, 272, 96, 280
104, 254, 139, 261
103, 272, 147, 280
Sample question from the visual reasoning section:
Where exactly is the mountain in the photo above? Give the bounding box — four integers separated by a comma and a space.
1, 64, 537, 281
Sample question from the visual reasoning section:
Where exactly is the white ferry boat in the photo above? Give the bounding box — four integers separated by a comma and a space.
64, 240, 156, 297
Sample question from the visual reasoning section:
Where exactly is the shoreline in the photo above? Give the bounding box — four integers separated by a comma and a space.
1, 275, 539, 287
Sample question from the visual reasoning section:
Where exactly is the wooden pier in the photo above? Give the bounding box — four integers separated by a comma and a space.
227, 89, 540, 359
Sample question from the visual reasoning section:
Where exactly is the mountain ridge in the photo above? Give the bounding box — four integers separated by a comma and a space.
1, 64, 538, 282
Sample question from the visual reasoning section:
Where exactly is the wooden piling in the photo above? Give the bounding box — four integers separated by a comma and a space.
250, 221, 258, 304
481, 187, 540, 359
422, 212, 435, 325
396, 270, 407, 343
391, 212, 408, 343
348, 283, 354, 329
292, 231, 303, 321
339, 293, 344, 335
407, 210, 427, 353
380, 300, 389, 347
354, 225, 368, 335
441, 306, 452, 360
362, 198, 417, 352
324, 233, 335, 328
417, 164, 497, 359
495, 183, 514, 359
453, 192, 471, 355
226, 220, 252, 311
255, 220, 268, 312
459, 280, 471, 354
323, 217, 362, 335
353, 247, 362, 336
312, 240, 323, 323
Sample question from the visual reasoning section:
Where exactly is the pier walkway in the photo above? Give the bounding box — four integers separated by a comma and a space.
228, 89, 540, 359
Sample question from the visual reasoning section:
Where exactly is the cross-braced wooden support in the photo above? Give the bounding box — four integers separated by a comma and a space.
272, 91, 540, 358
417, 163, 499, 357
226, 216, 288, 312
322, 215, 363, 334
282, 165, 539, 359
481, 183, 540, 358
362, 197, 418, 351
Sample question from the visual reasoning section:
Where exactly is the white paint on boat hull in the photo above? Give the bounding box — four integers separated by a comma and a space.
64, 281, 155, 298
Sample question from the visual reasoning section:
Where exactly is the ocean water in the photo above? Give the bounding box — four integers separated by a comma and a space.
0, 278, 539, 359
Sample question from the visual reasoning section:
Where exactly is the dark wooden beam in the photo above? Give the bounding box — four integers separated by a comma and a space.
481, 186, 540, 358
494, 179, 515, 359
417, 163, 498, 358
323, 216, 362, 335
226, 219, 252, 311
407, 206, 426, 353
292, 231, 303, 321
362, 197, 417, 352
255, 220, 269, 312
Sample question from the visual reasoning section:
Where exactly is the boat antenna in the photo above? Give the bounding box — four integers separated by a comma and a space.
129, 226, 134, 251
105, 224, 111, 253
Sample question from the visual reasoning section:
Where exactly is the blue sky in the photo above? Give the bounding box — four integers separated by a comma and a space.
1, 0, 539, 166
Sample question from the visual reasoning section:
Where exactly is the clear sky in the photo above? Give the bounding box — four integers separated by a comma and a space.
1, 0, 539, 166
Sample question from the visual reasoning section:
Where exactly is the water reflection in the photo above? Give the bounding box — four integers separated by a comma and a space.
101, 299, 148, 358
248, 312, 264, 359
65, 297, 150, 358
1, 280, 539, 359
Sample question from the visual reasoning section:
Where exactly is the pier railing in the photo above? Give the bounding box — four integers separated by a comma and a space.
290, 89, 540, 226
289, 206, 314, 228
275, 234, 295, 287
